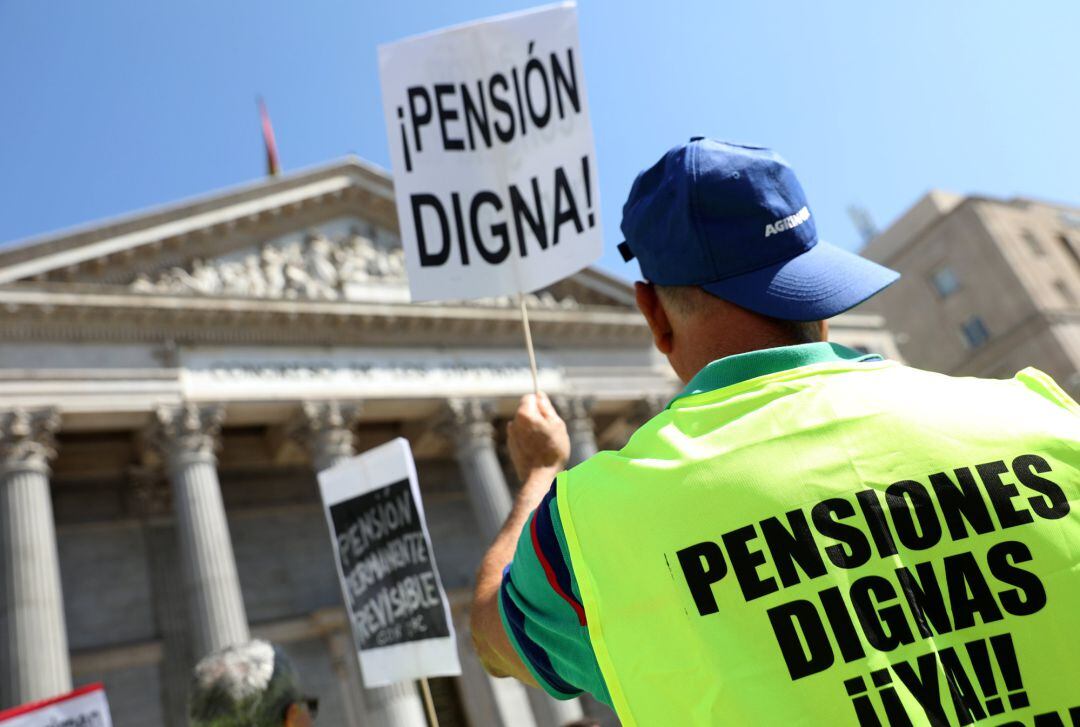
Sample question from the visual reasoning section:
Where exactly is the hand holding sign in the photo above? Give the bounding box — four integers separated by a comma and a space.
378, 2, 602, 303
506, 392, 570, 481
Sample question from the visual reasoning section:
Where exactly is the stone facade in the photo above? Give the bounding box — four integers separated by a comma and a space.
0, 157, 900, 726
863, 191, 1080, 390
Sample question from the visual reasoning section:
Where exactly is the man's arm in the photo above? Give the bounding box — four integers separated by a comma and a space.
470, 392, 569, 684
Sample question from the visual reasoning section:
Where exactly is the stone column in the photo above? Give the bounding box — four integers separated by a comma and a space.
453, 606, 538, 727
0, 408, 72, 708
632, 394, 667, 428
127, 467, 192, 727
291, 401, 427, 727
445, 399, 584, 727
553, 396, 598, 467
148, 404, 249, 660
325, 628, 371, 727
292, 401, 360, 473
599, 394, 668, 452
445, 399, 513, 539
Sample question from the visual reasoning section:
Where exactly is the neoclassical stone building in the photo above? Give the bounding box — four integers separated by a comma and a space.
0, 158, 901, 726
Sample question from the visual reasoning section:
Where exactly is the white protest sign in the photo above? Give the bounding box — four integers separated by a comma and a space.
318, 437, 461, 687
378, 2, 602, 302
0, 684, 112, 727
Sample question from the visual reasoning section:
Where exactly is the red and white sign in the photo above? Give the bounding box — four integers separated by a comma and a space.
0, 684, 112, 727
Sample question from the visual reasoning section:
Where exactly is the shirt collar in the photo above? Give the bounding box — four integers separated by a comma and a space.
670, 342, 883, 406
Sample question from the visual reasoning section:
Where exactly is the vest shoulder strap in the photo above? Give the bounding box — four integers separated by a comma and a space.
1015, 367, 1080, 415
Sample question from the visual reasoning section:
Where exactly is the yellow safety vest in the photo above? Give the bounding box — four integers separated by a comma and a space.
557, 360, 1080, 726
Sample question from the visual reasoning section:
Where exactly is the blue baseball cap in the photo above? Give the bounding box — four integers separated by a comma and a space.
618, 138, 899, 321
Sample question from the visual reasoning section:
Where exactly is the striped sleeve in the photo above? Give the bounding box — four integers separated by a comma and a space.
497, 481, 612, 706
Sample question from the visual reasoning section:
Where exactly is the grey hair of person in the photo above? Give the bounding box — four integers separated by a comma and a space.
189, 640, 303, 727
654, 284, 824, 344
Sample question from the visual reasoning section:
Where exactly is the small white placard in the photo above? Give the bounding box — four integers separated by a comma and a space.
318, 438, 461, 686
0, 684, 113, 727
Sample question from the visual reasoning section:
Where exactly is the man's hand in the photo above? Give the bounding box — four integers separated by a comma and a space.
471, 391, 570, 689
506, 392, 570, 482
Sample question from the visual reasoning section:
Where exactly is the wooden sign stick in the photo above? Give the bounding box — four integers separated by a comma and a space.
518, 292, 540, 395
419, 678, 440, 727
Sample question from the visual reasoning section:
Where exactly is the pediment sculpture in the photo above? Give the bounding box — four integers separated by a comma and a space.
131, 226, 407, 301
129, 225, 583, 309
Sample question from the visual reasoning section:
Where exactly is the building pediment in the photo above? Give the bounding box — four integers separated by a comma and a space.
130, 217, 411, 304
125, 219, 595, 311
0, 157, 634, 311
0, 158, 395, 284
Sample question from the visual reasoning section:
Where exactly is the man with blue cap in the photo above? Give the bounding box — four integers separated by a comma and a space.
469, 140, 1080, 724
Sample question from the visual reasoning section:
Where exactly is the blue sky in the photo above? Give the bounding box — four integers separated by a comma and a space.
1, 1, 1077, 279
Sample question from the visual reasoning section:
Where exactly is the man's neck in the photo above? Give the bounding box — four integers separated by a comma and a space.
678, 333, 821, 385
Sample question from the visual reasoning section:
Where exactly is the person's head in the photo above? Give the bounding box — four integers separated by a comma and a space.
189, 640, 318, 727
635, 283, 827, 383
620, 139, 899, 383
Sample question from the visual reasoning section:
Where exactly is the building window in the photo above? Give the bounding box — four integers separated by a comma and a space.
1059, 233, 1080, 270
1021, 230, 1045, 256
961, 316, 991, 349
931, 267, 960, 298
1054, 279, 1075, 305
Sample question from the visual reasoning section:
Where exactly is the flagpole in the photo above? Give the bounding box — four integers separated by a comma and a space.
518, 292, 540, 396
257, 95, 281, 177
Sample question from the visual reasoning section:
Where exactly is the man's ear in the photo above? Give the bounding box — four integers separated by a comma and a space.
634, 281, 674, 355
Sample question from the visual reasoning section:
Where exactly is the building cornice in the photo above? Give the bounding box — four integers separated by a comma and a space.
0, 284, 650, 346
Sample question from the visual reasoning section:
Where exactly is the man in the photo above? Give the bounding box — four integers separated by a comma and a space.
189, 640, 318, 727
471, 139, 1080, 724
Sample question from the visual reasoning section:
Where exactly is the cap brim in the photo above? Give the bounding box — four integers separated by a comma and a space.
700, 241, 900, 321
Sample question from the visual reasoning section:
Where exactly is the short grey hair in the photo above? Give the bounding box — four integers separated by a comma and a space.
655, 284, 823, 344
653, 284, 702, 317
189, 640, 302, 727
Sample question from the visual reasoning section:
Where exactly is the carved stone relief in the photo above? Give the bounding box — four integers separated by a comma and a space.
129, 222, 582, 309
132, 225, 406, 301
